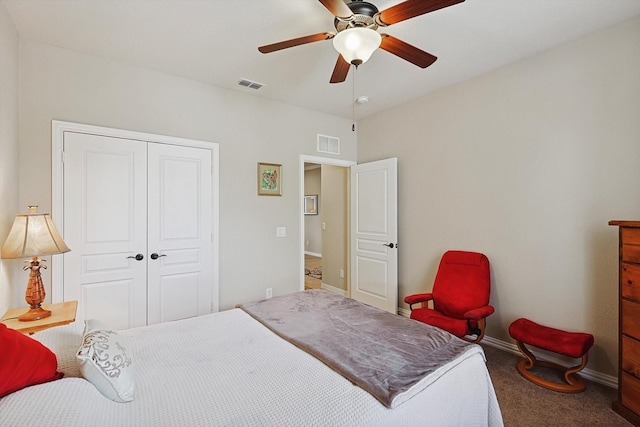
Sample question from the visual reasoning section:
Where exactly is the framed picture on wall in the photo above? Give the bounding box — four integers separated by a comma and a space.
258, 162, 282, 196
304, 194, 318, 215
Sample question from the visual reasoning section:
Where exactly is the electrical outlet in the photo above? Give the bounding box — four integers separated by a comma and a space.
306, 240, 310, 246
266, 288, 273, 299
339, 269, 344, 278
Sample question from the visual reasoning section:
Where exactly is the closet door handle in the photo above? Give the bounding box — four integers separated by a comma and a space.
127, 253, 144, 261
150, 253, 167, 260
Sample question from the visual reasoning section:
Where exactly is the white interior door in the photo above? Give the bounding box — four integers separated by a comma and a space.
147, 143, 212, 324
63, 132, 148, 330
350, 158, 398, 313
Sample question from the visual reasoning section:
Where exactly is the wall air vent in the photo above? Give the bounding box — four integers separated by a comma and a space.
238, 78, 265, 90
317, 134, 340, 155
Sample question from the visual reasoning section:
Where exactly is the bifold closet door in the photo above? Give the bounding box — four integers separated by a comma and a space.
63, 132, 213, 330
63, 132, 148, 330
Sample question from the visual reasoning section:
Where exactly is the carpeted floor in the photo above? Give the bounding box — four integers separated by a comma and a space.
481, 344, 632, 426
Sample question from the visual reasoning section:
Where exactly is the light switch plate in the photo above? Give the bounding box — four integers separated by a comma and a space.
276, 226, 286, 237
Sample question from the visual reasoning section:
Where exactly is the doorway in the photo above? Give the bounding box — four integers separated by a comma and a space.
300, 155, 399, 313
299, 156, 355, 294
303, 164, 322, 290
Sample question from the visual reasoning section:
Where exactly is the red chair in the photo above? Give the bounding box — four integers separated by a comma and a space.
404, 251, 494, 343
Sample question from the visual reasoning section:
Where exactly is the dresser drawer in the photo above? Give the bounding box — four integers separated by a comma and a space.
622, 263, 640, 302
622, 336, 640, 379
621, 372, 640, 417
623, 227, 640, 245
622, 299, 640, 341
622, 244, 640, 264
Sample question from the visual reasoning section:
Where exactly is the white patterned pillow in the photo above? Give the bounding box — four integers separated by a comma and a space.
77, 320, 134, 402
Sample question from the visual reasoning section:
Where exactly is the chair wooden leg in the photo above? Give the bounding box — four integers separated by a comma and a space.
462, 318, 486, 344
515, 340, 588, 393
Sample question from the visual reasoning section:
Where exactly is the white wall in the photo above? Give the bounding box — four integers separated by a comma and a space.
15, 40, 356, 311
0, 3, 19, 316
321, 165, 348, 290
358, 16, 640, 377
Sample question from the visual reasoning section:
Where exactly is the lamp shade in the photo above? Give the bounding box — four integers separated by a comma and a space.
1, 206, 70, 259
333, 27, 382, 65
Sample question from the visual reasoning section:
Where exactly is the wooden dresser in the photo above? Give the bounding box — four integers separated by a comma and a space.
610, 220, 640, 426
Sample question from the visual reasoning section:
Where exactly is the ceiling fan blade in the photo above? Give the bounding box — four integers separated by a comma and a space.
330, 55, 350, 83
379, 34, 437, 68
258, 32, 334, 54
318, 0, 353, 19
377, 0, 464, 26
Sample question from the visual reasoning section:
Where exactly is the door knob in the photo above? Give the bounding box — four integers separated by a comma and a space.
383, 243, 396, 248
150, 253, 167, 260
127, 253, 144, 261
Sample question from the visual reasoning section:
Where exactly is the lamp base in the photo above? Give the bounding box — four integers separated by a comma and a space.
19, 256, 50, 322
18, 306, 52, 322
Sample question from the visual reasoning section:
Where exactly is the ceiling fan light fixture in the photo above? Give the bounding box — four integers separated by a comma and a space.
333, 27, 381, 65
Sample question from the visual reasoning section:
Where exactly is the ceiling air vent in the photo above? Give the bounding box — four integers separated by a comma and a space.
238, 78, 264, 90
317, 134, 340, 155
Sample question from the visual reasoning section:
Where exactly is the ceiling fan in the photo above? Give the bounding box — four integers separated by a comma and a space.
258, 0, 465, 83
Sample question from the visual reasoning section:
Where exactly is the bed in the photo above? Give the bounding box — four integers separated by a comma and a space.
0, 290, 503, 426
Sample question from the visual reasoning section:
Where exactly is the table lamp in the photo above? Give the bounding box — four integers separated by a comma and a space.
1, 206, 70, 321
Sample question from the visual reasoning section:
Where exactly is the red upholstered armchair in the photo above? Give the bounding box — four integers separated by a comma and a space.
404, 251, 494, 344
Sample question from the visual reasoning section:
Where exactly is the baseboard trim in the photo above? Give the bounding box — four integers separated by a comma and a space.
320, 283, 347, 296
398, 307, 411, 318
304, 251, 322, 257
396, 307, 618, 389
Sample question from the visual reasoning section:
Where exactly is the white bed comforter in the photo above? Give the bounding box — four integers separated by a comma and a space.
0, 308, 503, 427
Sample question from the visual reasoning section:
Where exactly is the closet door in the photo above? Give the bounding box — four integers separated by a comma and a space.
147, 144, 213, 324
63, 132, 148, 330
62, 131, 215, 330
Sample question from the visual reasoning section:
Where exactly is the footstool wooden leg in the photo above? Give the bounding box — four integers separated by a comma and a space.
515, 340, 537, 369
563, 353, 589, 388
515, 341, 588, 393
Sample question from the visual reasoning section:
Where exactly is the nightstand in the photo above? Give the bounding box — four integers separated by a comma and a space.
1, 301, 78, 334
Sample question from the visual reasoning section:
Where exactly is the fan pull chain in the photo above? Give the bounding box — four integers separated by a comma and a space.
352, 64, 358, 132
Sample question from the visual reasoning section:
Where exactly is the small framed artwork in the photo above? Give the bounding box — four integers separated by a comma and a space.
257, 162, 282, 196
304, 195, 318, 215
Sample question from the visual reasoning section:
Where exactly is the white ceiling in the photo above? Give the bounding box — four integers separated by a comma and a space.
3, 0, 640, 120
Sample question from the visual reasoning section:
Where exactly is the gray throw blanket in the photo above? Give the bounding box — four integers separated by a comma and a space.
238, 289, 482, 408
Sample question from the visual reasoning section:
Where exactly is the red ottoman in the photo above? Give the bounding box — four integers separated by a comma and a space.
508, 318, 594, 393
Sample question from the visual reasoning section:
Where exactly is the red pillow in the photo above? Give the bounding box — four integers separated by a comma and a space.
0, 323, 64, 397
